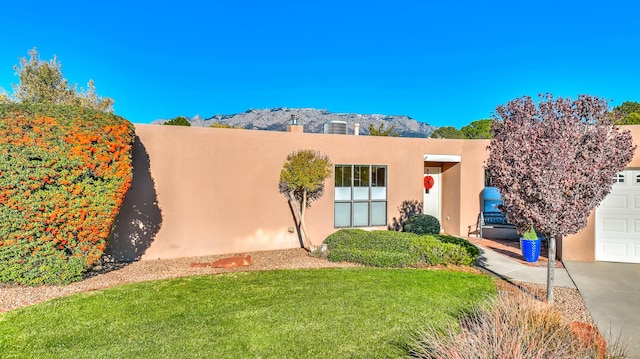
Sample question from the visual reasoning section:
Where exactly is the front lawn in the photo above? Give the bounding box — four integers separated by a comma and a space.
0, 268, 494, 358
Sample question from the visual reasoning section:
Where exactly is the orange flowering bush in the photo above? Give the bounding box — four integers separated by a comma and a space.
0, 103, 134, 285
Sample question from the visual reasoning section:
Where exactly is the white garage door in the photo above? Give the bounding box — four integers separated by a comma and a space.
595, 170, 640, 263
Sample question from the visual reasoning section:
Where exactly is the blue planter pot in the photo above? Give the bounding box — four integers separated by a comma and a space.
520, 237, 541, 262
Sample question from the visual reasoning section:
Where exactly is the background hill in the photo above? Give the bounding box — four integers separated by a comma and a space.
157, 108, 436, 137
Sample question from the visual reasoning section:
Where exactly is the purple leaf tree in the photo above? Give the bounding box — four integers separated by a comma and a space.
486, 94, 636, 303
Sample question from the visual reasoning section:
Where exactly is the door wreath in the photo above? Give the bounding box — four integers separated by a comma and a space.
424, 175, 434, 193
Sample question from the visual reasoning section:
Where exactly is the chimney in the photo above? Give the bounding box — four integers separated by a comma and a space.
354, 123, 360, 136
287, 114, 303, 133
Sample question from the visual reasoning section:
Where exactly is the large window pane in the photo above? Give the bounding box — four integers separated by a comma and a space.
372, 166, 386, 187
353, 202, 369, 227
371, 201, 387, 226
334, 187, 351, 201
344, 166, 352, 186
353, 187, 369, 201
335, 165, 351, 187
335, 166, 343, 187
354, 166, 369, 187
371, 187, 386, 200
334, 203, 351, 227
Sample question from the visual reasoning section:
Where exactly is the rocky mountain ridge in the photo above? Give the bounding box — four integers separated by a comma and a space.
159, 108, 435, 137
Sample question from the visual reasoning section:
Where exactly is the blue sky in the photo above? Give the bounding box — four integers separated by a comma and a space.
1, 1, 639, 128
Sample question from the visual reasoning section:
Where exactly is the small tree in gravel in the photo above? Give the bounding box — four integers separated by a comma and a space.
486, 94, 635, 303
279, 150, 332, 251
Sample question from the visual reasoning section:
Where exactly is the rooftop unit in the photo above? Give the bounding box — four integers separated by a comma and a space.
323, 120, 347, 135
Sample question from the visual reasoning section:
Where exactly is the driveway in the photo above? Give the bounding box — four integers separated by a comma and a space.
564, 261, 640, 358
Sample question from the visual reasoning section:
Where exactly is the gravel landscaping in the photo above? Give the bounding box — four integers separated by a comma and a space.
0, 248, 594, 327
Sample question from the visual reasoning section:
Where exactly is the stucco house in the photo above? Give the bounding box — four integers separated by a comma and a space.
107, 123, 640, 264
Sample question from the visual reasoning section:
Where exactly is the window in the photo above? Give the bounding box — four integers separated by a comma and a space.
334, 165, 387, 227
484, 167, 494, 187
614, 173, 625, 183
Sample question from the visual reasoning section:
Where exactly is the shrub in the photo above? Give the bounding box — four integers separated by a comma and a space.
436, 234, 480, 259
404, 214, 441, 235
325, 229, 415, 252
411, 237, 477, 266
328, 248, 418, 268
408, 291, 626, 359
324, 229, 420, 267
323, 230, 479, 267
0, 103, 134, 285
0, 246, 83, 285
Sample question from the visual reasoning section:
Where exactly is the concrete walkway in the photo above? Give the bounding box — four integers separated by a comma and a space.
475, 243, 640, 358
475, 245, 575, 288
564, 261, 640, 358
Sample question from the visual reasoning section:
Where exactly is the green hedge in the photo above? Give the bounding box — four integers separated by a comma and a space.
411, 237, 477, 266
0, 103, 134, 285
324, 229, 479, 267
324, 229, 420, 267
436, 234, 480, 259
403, 214, 441, 235
327, 248, 419, 268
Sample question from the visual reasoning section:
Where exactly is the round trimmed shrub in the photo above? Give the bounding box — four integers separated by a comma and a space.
404, 214, 441, 235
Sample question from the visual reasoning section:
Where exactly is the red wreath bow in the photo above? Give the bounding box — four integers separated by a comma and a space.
424, 175, 434, 190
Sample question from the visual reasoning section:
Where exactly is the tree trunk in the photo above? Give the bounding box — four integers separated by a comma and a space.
546, 233, 556, 303
299, 190, 315, 251
289, 190, 314, 251
298, 217, 313, 251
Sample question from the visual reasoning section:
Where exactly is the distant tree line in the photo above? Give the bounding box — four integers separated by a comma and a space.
432, 101, 640, 139
162, 117, 247, 128
430, 119, 493, 139
613, 101, 640, 124
163, 116, 191, 126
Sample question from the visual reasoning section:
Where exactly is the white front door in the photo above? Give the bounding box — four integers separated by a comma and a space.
423, 167, 441, 223
595, 170, 640, 263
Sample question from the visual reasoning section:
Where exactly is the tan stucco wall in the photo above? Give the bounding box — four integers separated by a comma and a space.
561, 213, 596, 261
460, 140, 492, 234
440, 162, 461, 235
111, 124, 640, 262
560, 125, 640, 261
110, 125, 490, 261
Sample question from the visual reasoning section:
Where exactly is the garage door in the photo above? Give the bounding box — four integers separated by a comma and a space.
595, 170, 640, 263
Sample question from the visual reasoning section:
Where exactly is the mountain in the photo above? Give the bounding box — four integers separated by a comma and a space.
157, 108, 435, 137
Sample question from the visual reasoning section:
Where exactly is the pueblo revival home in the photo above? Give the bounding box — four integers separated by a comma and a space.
106, 123, 640, 264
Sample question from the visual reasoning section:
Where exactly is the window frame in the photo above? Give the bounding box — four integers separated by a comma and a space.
334, 164, 387, 228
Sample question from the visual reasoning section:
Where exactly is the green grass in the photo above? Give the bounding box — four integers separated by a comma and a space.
0, 268, 495, 359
